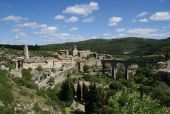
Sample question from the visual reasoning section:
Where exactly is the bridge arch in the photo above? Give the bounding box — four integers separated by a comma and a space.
112, 62, 125, 79
101, 60, 156, 80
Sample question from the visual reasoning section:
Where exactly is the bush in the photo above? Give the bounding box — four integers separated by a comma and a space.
33, 103, 41, 112
13, 77, 38, 89
109, 87, 165, 114
47, 77, 55, 85
13, 69, 38, 89
0, 70, 13, 105
109, 81, 120, 90
97, 105, 115, 114
0, 106, 15, 114
83, 74, 111, 84
0, 86, 13, 105
21, 68, 32, 81
151, 88, 170, 107
36, 65, 43, 72
36, 89, 46, 97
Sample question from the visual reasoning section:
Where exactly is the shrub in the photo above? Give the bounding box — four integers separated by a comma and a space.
0, 106, 15, 114
0, 70, 13, 105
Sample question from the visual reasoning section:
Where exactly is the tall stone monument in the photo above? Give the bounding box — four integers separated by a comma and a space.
24, 45, 29, 60
73, 45, 78, 56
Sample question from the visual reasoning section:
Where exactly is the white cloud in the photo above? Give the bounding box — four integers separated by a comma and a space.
41, 26, 58, 33
63, 2, 99, 16
34, 29, 85, 43
2, 15, 27, 22
102, 33, 114, 39
11, 28, 20, 32
132, 19, 137, 22
54, 15, 65, 20
65, 16, 79, 23
70, 27, 78, 31
16, 22, 49, 29
108, 16, 122, 26
102, 33, 112, 36
98, 27, 169, 39
136, 12, 148, 17
40, 24, 48, 28
11, 28, 28, 38
163, 25, 170, 29
91, 33, 115, 39
34, 26, 58, 38
126, 28, 158, 38
34, 25, 58, 38
127, 28, 157, 35
111, 28, 169, 39
116, 28, 125, 32
32, 24, 85, 43
150, 11, 170, 21
15, 32, 28, 39
57, 33, 70, 37
17, 22, 39, 28
82, 17, 94, 23
139, 18, 148, 23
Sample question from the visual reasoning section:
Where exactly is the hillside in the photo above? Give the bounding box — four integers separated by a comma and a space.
0, 69, 64, 114
1, 37, 170, 56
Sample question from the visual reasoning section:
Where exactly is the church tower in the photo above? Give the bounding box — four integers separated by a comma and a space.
24, 45, 29, 60
73, 45, 78, 56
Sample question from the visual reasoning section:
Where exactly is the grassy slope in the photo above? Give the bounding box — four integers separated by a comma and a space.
0, 73, 63, 114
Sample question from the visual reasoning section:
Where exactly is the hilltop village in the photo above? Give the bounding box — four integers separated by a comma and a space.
1, 44, 170, 88
13, 45, 103, 71
6, 45, 114, 88
1, 44, 170, 113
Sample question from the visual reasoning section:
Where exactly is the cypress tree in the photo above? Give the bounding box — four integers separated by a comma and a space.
70, 80, 75, 97
82, 82, 88, 100
59, 79, 74, 103
58, 80, 66, 101
139, 85, 144, 98
85, 83, 99, 114
77, 81, 82, 101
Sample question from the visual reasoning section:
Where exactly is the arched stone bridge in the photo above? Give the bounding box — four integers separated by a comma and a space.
101, 59, 157, 80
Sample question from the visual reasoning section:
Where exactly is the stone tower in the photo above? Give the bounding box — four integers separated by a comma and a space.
24, 45, 29, 60
73, 45, 78, 56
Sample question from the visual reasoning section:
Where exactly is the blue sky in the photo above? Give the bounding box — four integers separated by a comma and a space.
0, 0, 170, 44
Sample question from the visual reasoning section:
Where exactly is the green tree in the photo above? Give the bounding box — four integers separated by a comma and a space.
97, 105, 115, 114
165, 53, 170, 61
85, 83, 103, 114
76, 81, 81, 101
108, 87, 165, 114
151, 87, 170, 107
82, 82, 88, 100
58, 79, 74, 104
83, 65, 89, 73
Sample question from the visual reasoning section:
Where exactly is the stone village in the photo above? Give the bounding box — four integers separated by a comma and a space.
7, 45, 109, 88
1, 44, 170, 113
1, 45, 169, 89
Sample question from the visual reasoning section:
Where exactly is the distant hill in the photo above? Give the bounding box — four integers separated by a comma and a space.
1, 37, 170, 56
